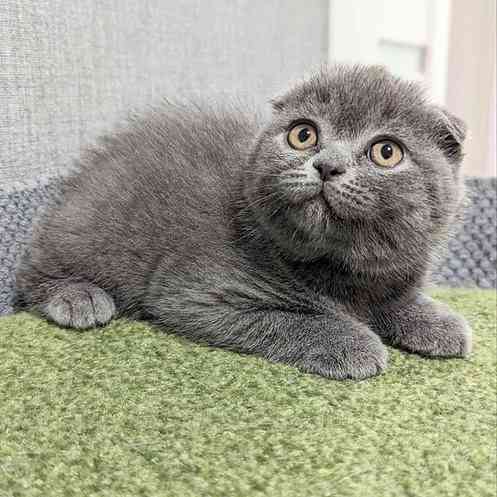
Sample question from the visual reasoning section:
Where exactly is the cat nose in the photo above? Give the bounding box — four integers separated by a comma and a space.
313, 161, 346, 182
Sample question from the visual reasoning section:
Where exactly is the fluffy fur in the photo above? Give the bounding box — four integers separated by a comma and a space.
15, 65, 472, 380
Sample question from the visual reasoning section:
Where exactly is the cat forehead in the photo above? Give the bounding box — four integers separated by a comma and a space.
272, 65, 429, 131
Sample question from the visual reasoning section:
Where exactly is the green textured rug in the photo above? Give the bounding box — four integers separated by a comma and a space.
0, 289, 495, 497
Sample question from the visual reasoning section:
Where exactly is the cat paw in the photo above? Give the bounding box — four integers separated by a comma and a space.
392, 313, 472, 358
42, 282, 116, 329
300, 332, 388, 380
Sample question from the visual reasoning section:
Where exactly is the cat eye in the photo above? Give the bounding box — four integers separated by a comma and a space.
368, 140, 404, 168
287, 123, 318, 150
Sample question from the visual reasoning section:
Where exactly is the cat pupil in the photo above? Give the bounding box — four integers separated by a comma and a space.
298, 128, 310, 142
381, 144, 393, 159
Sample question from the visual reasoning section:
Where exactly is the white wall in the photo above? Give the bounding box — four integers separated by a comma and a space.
329, 0, 451, 104
446, 0, 496, 177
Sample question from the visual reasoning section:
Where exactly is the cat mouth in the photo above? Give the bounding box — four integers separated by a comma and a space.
286, 184, 335, 213
280, 180, 367, 220
279, 180, 321, 205
317, 189, 347, 219
318, 189, 332, 208
319, 183, 378, 221
319, 183, 341, 207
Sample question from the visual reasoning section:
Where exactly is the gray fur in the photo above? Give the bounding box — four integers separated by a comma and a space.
15, 64, 471, 380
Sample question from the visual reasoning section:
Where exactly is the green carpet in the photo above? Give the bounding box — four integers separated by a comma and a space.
0, 289, 495, 497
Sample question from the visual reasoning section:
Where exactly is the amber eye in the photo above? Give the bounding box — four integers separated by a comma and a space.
368, 140, 404, 167
288, 123, 318, 150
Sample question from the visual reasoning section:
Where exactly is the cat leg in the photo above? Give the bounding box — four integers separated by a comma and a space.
269, 313, 388, 379
147, 254, 388, 379
372, 294, 472, 357
149, 293, 387, 379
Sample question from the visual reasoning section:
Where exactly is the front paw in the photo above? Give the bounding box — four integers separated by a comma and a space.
391, 312, 472, 358
300, 331, 388, 380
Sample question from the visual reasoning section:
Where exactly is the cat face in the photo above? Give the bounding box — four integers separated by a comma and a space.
244, 65, 466, 272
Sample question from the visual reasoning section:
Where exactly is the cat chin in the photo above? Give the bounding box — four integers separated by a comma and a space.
273, 182, 376, 224
264, 229, 403, 270
262, 208, 358, 259
284, 236, 416, 275
291, 195, 373, 228
262, 201, 417, 268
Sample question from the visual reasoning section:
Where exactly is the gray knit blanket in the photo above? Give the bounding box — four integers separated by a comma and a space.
1, 176, 495, 316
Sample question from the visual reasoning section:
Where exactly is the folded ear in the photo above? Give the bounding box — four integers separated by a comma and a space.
434, 107, 467, 163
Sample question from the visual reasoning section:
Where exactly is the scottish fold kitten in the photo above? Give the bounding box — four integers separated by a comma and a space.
16, 65, 471, 380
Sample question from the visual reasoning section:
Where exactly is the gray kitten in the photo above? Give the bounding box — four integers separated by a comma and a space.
16, 65, 472, 380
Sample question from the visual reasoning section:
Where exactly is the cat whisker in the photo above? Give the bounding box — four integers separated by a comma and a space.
239, 190, 285, 211
279, 181, 320, 187
243, 171, 307, 180
279, 172, 307, 179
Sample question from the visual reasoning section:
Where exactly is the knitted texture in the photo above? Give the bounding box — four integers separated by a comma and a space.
0, 289, 495, 497
433, 177, 496, 289
1, 176, 495, 316
0, 178, 61, 315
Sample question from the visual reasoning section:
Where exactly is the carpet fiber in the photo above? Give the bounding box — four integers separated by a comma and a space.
0, 289, 495, 497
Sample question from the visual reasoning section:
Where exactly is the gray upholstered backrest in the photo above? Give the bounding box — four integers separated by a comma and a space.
1, 0, 328, 187
1, 176, 495, 316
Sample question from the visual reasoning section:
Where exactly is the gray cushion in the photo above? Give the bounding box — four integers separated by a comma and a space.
433, 177, 496, 289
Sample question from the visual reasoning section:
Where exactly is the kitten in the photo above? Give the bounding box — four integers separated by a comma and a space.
15, 65, 471, 380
